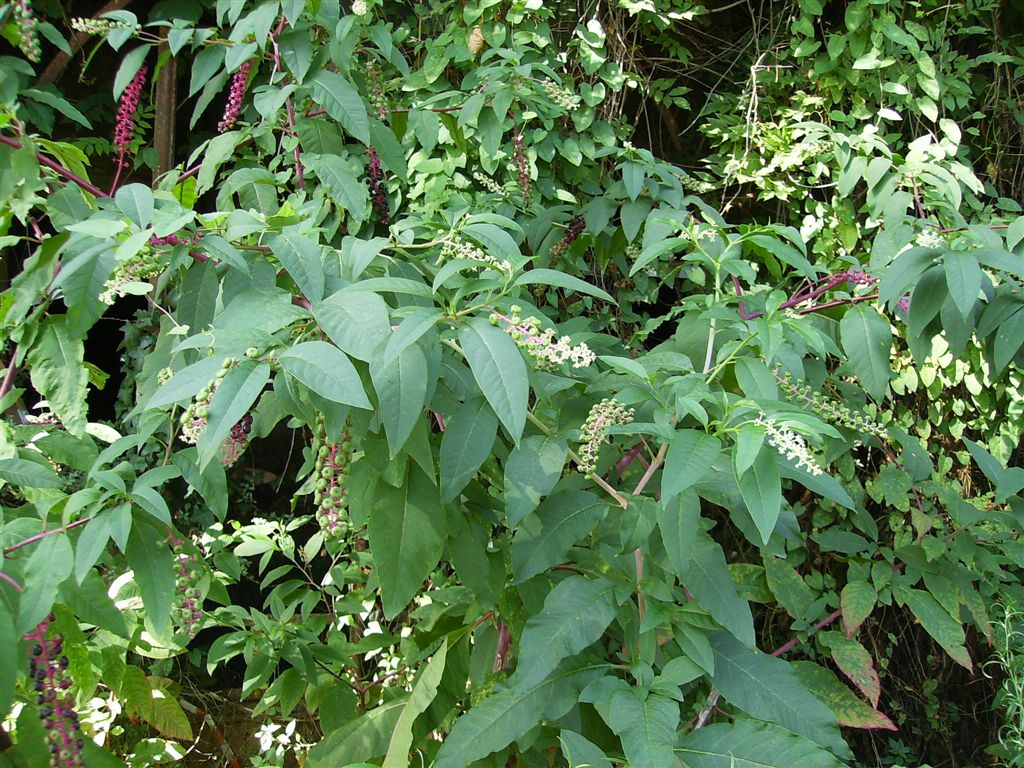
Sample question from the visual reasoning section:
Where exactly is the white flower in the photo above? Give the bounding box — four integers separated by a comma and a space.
352, 0, 368, 15
256, 723, 281, 754
755, 415, 824, 476
492, 306, 596, 370
915, 229, 945, 249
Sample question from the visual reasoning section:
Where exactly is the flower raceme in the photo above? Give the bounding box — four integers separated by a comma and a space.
577, 398, 635, 475
114, 65, 148, 169
438, 236, 512, 275
25, 617, 86, 768
755, 414, 824, 476
218, 59, 254, 133
490, 305, 595, 371
312, 413, 353, 539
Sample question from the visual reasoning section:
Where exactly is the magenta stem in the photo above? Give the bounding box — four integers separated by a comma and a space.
0, 135, 109, 198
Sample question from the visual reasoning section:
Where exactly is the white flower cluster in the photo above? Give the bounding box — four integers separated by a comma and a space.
472, 171, 510, 199
491, 305, 596, 371
915, 229, 945, 249
755, 414, 824, 476
70, 17, 136, 35
439, 236, 512, 275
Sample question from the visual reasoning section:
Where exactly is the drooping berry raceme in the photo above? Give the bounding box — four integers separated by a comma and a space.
438, 236, 512, 276
755, 414, 824, 476
12, 0, 41, 62
539, 78, 579, 111
113, 64, 148, 170
218, 59, 254, 133
312, 414, 353, 539
512, 131, 532, 207
551, 216, 585, 257
99, 246, 165, 305
220, 413, 253, 468
170, 536, 203, 637
365, 146, 390, 225
774, 369, 888, 440
490, 305, 595, 371
179, 357, 239, 444
366, 58, 388, 120
577, 398, 634, 475
25, 617, 86, 768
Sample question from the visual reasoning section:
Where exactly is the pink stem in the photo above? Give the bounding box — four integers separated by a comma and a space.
0, 572, 23, 592
0, 136, 109, 198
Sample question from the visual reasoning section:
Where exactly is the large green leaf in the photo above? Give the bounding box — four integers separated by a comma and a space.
711, 633, 848, 756
559, 730, 612, 768
28, 315, 89, 436
503, 434, 568, 527
603, 686, 679, 768
368, 466, 444, 619
687, 534, 755, 646
763, 555, 815, 620
371, 341, 429, 458
310, 153, 368, 226
309, 71, 370, 144
267, 227, 326, 302
839, 304, 892, 401
657, 488, 700, 579
145, 355, 226, 410
0, 456, 62, 488
676, 719, 848, 768
514, 575, 617, 690
514, 269, 615, 303
306, 697, 407, 767
197, 360, 271, 469
738, 446, 783, 545
0, 600, 15, 718
314, 290, 392, 362
126, 524, 175, 640
459, 317, 529, 441
897, 587, 972, 671
278, 341, 371, 409
383, 640, 447, 768
17, 533, 73, 634
512, 490, 608, 583
943, 250, 982, 318
662, 430, 721, 504
440, 397, 498, 502
792, 661, 896, 731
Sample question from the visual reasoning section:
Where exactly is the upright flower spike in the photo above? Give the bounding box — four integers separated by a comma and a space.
218, 59, 254, 133
755, 414, 824, 475
113, 64, 148, 170
577, 398, 634, 475
13, 0, 41, 62
490, 305, 595, 371
551, 216, 585, 257
25, 616, 86, 768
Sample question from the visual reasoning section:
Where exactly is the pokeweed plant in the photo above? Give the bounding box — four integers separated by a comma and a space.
0, 2, 1021, 767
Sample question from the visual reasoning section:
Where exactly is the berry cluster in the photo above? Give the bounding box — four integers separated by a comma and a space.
220, 413, 253, 468
365, 146, 390, 225
439, 236, 512, 275
312, 414, 352, 539
70, 16, 136, 35
366, 59, 388, 120
13, 0, 41, 61
218, 59, 254, 133
179, 358, 239, 444
170, 537, 203, 637
577, 398, 635, 475
114, 65, 148, 169
512, 132, 532, 207
25, 617, 85, 768
99, 250, 165, 305
775, 369, 888, 440
490, 305, 595, 371
149, 232, 201, 248
472, 171, 510, 200
551, 216, 585, 257
540, 78, 579, 111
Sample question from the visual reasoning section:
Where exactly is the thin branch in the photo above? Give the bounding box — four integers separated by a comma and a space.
0, 572, 23, 592
0, 136, 109, 198
3, 519, 90, 555
0, 347, 19, 401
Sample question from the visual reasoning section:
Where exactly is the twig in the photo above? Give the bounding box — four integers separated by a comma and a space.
0, 572, 23, 592
3, 519, 91, 555
0, 136, 109, 198
0, 347, 19, 400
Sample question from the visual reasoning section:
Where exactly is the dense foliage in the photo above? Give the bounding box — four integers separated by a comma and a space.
0, 1, 1022, 767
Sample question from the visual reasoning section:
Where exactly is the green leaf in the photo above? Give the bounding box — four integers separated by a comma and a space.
368, 466, 444, 619
197, 360, 270, 469
763, 556, 815, 620
17, 533, 73, 634
504, 435, 568, 527
840, 580, 876, 637
0, 456, 62, 488
383, 640, 447, 768
0, 601, 15, 717
22, 88, 92, 129
60, 572, 129, 637
306, 698, 407, 767
687, 535, 755, 647
127, 525, 175, 640
314, 290, 392, 362
818, 631, 880, 707
597, 683, 679, 768
559, 730, 611, 768
943, 250, 982, 318
512, 490, 608, 583
839, 304, 892, 401
279, 341, 371, 409
514, 575, 617, 690
662, 430, 721, 504
792, 661, 896, 731
113, 45, 150, 100
311, 154, 368, 226
148, 687, 194, 740
657, 488, 700, 579
711, 633, 847, 756
514, 269, 615, 304
28, 316, 90, 436
897, 587, 972, 671
310, 71, 370, 144
459, 317, 529, 441
738, 447, 783, 545
74, 511, 111, 583
267, 227, 326, 302
440, 398, 498, 502
371, 342, 429, 458
114, 184, 154, 228
676, 719, 848, 767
